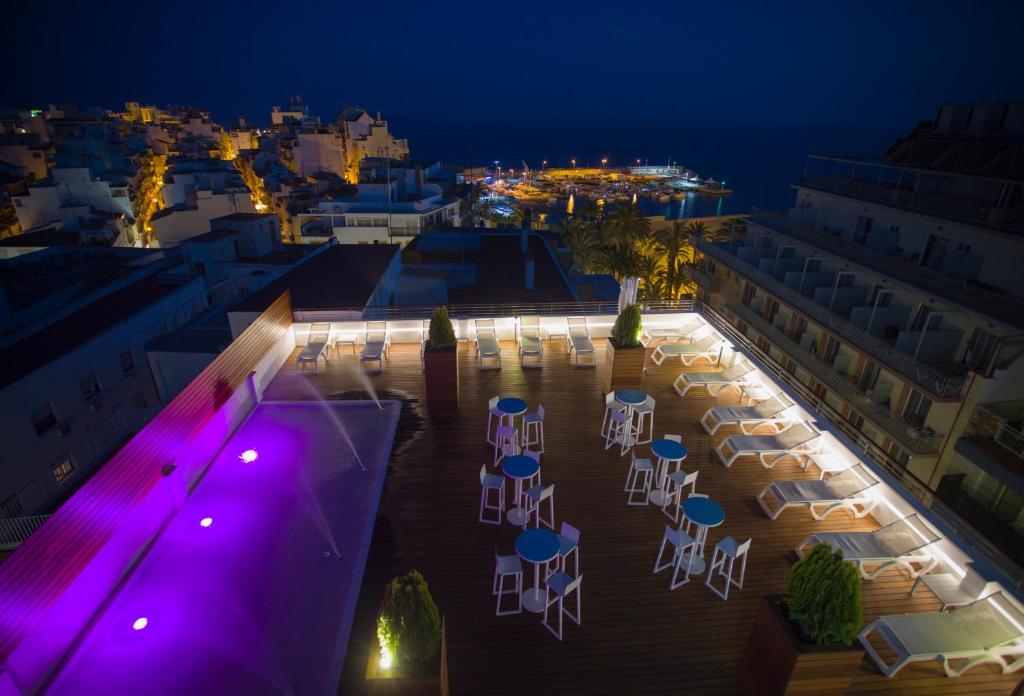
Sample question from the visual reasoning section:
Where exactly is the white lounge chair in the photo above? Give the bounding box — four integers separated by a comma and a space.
700, 393, 795, 435
756, 464, 879, 520
716, 422, 822, 468
639, 317, 704, 347
673, 362, 756, 398
360, 321, 389, 373
567, 317, 595, 367
474, 319, 502, 370
518, 316, 543, 368
297, 322, 331, 373
859, 593, 1024, 677
795, 513, 940, 580
651, 334, 724, 367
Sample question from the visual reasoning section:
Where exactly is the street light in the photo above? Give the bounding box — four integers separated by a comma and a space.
601, 158, 608, 169
571, 159, 576, 168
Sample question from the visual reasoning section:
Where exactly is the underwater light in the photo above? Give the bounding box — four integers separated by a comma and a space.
239, 449, 258, 463
200, 517, 213, 528
132, 617, 149, 631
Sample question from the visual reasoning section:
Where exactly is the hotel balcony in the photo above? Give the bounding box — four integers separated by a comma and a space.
1, 296, 1020, 695
696, 238, 970, 399
724, 300, 943, 456
684, 262, 719, 292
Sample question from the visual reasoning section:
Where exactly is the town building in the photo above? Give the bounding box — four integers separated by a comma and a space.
152, 158, 255, 246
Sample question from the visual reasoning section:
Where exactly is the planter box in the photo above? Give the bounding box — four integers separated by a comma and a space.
365, 620, 448, 696
423, 349, 459, 415
740, 596, 863, 696
601, 342, 646, 393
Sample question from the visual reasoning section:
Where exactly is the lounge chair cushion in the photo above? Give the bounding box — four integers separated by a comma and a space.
881, 598, 1021, 654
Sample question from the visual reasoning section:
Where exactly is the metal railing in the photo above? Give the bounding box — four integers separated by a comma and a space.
0, 515, 51, 551
994, 422, 1024, 460
697, 239, 969, 398
295, 299, 698, 322
697, 303, 1022, 590
725, 302, 942, 454
749, 211, 1024, 330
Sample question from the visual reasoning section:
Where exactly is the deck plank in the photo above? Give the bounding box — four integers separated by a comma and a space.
262, 339, 1021, 695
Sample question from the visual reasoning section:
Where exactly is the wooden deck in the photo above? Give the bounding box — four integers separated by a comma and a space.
263, 339, 1022, 696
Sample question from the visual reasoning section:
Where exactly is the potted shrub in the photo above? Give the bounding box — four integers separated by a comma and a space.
741, 544, 864, 696
422, 307, 459, 414
602, 304, 646, 392
366, 570, 448, 694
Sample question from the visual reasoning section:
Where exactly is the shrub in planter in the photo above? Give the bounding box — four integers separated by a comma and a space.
377, 570, 442, 671
610, 304, 642, 349
786, 543, 862, 644
425, 307, 456, 352
603, 304, 645, 392
423, 307, 459, 413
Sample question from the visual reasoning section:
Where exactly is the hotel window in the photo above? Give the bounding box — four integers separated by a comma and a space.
53, 457, 75, 485
964, 327, 998, 374
79, 372, 101, 400
902, 389, 933, 428
858, 361, 880, 392
853, 216, 873, 245
741, 284, 757, 306
31, 403, 57, 436
119, 350, 135, 373
820, 335, 841, 365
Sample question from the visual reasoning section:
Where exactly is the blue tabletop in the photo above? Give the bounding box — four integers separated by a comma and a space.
683, 497, 725, 527
516, 528, 560, 563
502, 455, 540, 479
615, 389, 647, 406
652, 439, 688, 461
497, 397, 528, 415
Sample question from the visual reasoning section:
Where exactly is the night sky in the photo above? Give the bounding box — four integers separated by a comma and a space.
8, 0, 1022, 129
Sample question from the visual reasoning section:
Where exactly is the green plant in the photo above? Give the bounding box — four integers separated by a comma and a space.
786, 543, 862, 645
610, 304, 642, 348
376, 570, 442, 667
426, 307, 456, 352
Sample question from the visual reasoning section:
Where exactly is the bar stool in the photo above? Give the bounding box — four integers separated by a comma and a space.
522, 483, 555, 529
493, 548, 523, 615
479, 464, 505, 525
522, 404, 545, 453
705, 537, 751, 600
493, 425, 519, 467
523, 449, 542, 487
662, 469, 699, 523
486, 396, 502, 445
556, 522, 581, 577
601, 392, 626, 439
632, 396, 656, 445
653, 525, 697, 590
542, 572, 582, 641
605, 410, 632, 455
624, 452, 653, 506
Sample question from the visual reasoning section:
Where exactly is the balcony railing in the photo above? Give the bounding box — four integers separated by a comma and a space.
697, 239, 968, 398
749, 211, 1024, 330
994, 422, 1024, 460
294, 299, 698, 322
0, 514, 51, 551
726, 302, 942, 455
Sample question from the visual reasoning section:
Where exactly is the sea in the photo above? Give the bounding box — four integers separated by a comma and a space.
391, 119, 900, 218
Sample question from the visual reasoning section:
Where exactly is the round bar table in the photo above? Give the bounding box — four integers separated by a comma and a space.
516, 528, 560, 613
613, 389, 647, 451
679, 496, 725, 575
648, 438, 688, 507
496, 397, 528, 434
502, 455, 540, 526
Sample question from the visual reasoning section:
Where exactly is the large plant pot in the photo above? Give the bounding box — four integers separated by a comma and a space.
423, 349, 459, 415
740, 596, 863, 696
601, 342, 646, 393
365, 620, 448, 696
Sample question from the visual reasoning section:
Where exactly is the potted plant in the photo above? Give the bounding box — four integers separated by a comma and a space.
366, 570, 448, 694
602, 303, 646, 392
422, 307, 459, 415
741, 544, 864, 695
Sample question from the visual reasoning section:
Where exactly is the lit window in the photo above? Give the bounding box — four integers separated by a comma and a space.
120, 350, 135, 373
53, 458, 75, 485
31, 403, 57, 436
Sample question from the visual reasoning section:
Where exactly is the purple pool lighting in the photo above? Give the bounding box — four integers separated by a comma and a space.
199, 517, 213, 528
238, 448, 259, 463
132, 617, 148, 631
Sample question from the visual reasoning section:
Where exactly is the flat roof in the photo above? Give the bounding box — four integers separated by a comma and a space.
232, 244, 398, 312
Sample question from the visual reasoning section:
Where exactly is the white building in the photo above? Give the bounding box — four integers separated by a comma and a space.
153, 159, 255, 246
292, 130, 347, 180
338, 108, 408, 182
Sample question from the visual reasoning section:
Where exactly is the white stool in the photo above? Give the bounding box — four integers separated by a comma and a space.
662, 469, 698, 524
605, 410, 632, 455
624, 453, 653, 506
556, 522, 581, 577
633, 396, 656, 445
493, 424, 519, 467
522, 483, 555, 529
479, 465, 505, 525
486, 396, 502, 445
493, 549, 523, 616
522, 404, 545, 453
653, 525, 697, 590
542, 572, 582, 641
705, 536, 751, 600
600, 392, 626, 439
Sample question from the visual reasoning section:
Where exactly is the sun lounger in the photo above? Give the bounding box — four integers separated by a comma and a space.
756, 463, 879, 520
673, 362, 756, 398
360, 321, 389, 373
474, 319, 502, 370
297, 322, 331, 373
796, 513, 940, 580
859, 593, 1024, 677
567, 316, 595, 367
651, 333, 725, 367
700, 393, 794, 435
716, 422, 822, 468
518, 316, 543, 368
639, 317, 704, 347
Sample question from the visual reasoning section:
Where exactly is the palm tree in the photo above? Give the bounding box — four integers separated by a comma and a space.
466, 181, 489, 229
554, 216, 601, 274
654, 221, 689, 298
607, 202, 651, 249
576, 199, 602, 222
